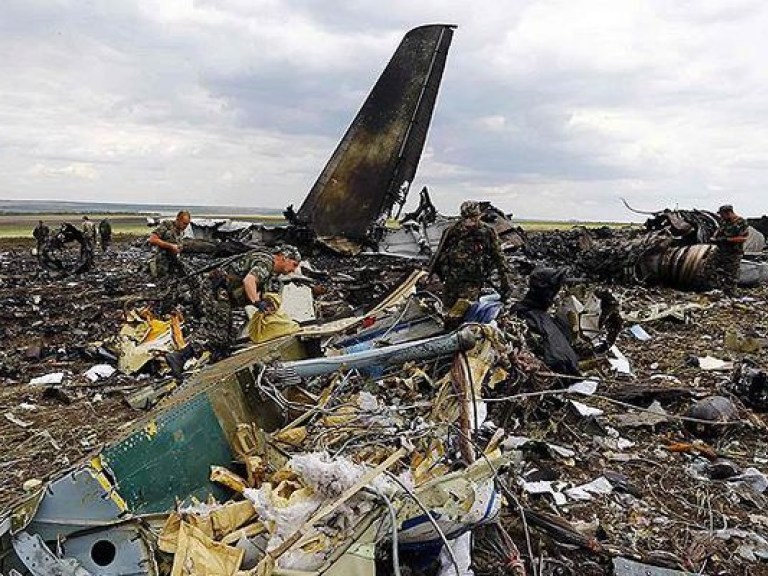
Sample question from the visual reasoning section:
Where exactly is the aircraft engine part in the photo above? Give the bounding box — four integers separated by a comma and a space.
637, 244, 718, 290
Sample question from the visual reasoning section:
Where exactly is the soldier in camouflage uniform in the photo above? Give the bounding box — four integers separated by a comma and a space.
164, 245, 301, 381
428, 200, 510, 312
80, 216, 97, 270
230, 245, 301, 308
165, 272, 233, 381
32, 220, 49, 261
148, 211, 191, 278
712, 204, 748, 296
99, 218, 112, 251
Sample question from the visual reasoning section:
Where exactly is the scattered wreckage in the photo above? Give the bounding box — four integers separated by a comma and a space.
7, 21, 768, 576
37, 223, 94, 275
7, 239, 768, 575
0, 273, 514, 576
617, 201, 767, 290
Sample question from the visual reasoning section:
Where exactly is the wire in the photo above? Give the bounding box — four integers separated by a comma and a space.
384, 471, 461, 576
365, 487, 402, 576
447, 423, 535, 574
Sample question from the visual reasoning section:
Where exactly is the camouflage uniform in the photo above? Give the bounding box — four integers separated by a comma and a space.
81, 219, 97, 244
33, 223, 49, 259
81, 219, 97, 269
185, 273, 233, 357
714, 216, 748, 295
99, 219, 112, 251
429, 202, 510, 309
149, 220, 185, 278
223, 251, 278, 306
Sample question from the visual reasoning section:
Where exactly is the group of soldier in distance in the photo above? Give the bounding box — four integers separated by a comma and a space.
33, 216, 112, 271
29, 201, 749, 381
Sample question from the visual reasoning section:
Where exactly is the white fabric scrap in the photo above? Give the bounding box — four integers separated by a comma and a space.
697, 356, 734, 371
29, 372, 65, 385
565, 476, 613, 501
243, 452, 393, 571
567, 379, 599, 396
570, 400, 604, 418
289, 451, 393, 499
84, 364, 116, 382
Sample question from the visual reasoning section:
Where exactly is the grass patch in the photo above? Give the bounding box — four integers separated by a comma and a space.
0, 213, 287, 238
513, 220, 639, 231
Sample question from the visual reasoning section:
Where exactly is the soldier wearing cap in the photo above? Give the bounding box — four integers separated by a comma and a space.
148, 210, 191, 278
427, 200, 510, 315
164, 245, 302, 381
223, 245, 302, 309
712, 204, 748, 296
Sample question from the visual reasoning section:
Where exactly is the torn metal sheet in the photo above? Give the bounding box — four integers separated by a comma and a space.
12, 531, 92, 576
613, 400, 670, 428
740, 259, 768, 287
564, 476, 613, 501
29, 372, 65, 386
26, 467, 127, 541
377, 217, 454, 258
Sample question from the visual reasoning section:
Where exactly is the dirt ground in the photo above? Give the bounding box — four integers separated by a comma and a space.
0, 236, 156, 508
3, 233, 768, 574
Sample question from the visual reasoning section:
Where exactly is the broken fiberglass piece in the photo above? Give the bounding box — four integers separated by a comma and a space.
696, 355, 734, 371
629, 324, 652, 340
566, 379, 598, 396
29, 372, 65, 386
84, 364, 116, 382
570, 400, 604, 418
564, 476, 613, 501
608, 345, 633, 375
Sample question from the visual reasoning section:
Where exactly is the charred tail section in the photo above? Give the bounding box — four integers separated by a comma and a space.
296, 24, 456, 239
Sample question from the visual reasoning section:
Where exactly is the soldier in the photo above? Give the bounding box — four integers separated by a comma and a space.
99, 218, 112, 251
148, 210, 191, 278
712, 204, 748, 296
32, 220, 49, 259
164, 245, 302, 380
427, 200, 510, 313
227, 245, 302, 308
80, 216, 97, 270
165, 272, 233, 382
81, 216, 97, 244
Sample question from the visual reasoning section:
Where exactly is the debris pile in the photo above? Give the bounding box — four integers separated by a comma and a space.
3, 228, 768, 575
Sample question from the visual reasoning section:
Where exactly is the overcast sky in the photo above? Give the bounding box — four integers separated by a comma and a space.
1, 0, 767, 220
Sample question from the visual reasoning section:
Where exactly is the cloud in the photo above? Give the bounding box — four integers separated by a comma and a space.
0, 0, 767, 220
